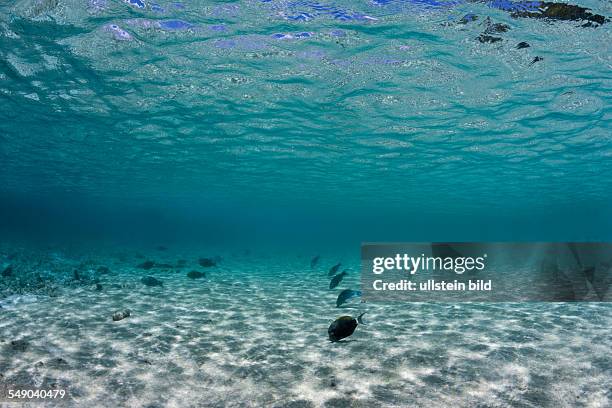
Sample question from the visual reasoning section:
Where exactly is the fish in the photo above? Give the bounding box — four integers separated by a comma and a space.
328, 263, 342, 277
154, 263, 174, 269
530, 56, 544, 66
336, 289, 362, 307
141, 276, 163, 287
97, 266, 110, 274
310, 255, 320, 268
328, 313, 366, 342
329, 271, 348, 289
187, 270, 205, 279
199, 257, 217, 267
1, 265, 13, 277
516, 41, 530, 49
138, 260, 155, 270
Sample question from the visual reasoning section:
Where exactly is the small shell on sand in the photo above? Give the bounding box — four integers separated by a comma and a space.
112, 309, 131, 321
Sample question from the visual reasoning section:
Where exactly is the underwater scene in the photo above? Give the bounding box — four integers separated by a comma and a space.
1, 0, 611, 407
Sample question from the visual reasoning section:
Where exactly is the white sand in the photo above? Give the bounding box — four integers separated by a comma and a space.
1, 250, 611, 407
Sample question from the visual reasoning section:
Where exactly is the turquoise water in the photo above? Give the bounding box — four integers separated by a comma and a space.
1, 0, 611, 242
1, 1, 611, 407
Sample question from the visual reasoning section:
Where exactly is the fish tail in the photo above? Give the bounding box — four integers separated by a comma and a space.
357, 312, 366, 325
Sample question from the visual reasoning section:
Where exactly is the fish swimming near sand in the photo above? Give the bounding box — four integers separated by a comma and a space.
336, 289, 362, 307
329, 271, 348, 289
138, 260, 155, 270
199, 257, 217, 267
2, 265, 13, 277
187, 270, 205, 279
155, 263, 174, 269
141, 276, 163, 287
328, 262, 341, 277
328, 312, 366, 342
310, 255, 320, 268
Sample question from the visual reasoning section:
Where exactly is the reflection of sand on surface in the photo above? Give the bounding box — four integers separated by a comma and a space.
1, 252, 611, 407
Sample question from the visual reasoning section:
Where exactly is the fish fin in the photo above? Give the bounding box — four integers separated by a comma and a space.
357, 312, 366, 325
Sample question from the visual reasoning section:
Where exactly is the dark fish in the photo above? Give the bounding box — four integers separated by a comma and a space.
138, 260, 155, 270
97, 266, 110, 274
336, 289, 362, 307
328, 313, 366, 342
198, 258, 217, 267
310, 255, 320, 268
1, 265, 13, 277
176, 259, 187, 267
141, 276, 163, 287
156, 246, 167, 251
187, 270, 206, 279
329, 271, 348, 290
516, 41, 530, 49
328, 263, 341, 277
530, 56, 544, 65
95, 283, 103, 291
484, 22, 510, 34
73, 270, 81, 281
154, 263, 174, 269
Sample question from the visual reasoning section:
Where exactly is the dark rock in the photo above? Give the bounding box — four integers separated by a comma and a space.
49, 358, 69, 368
485, 22, 510, 34
517, 41, 530, 49
112, 310, 131, 321
10, 339, 29, 352
141, 276, 163, 287
458, 13, 478, 24
477, 34, 502, 43
187, 270, 206, 279
1, 265, 13, 277
198, 258, 217, 268
138, 261, 155, 270
511, 2, 607, 26
95, 283, 103, 291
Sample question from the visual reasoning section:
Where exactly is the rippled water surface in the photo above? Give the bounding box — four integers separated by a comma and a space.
1, 0, 611, 219
1, 3, 612, 406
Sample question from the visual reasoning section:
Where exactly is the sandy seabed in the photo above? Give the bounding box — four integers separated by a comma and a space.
1, 249, 611, 408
